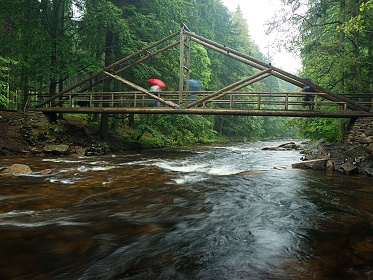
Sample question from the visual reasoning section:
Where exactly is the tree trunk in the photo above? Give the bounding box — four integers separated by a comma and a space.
47, 0, 66, 121
21, 2, 30, 110
338, 0, 346, 142
128, 114, 135, 128
99, 24, 114, 140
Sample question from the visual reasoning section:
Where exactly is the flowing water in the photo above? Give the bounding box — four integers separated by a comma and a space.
0, 141, 373, 280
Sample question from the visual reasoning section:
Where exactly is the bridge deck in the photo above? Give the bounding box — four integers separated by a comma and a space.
30, 91, 373, 118
33, 107, 373, 118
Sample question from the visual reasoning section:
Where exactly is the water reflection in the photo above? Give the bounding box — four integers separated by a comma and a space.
0, 142, 372, 279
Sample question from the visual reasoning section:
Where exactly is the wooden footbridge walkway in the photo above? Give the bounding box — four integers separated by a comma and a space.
30, 24, 373, 118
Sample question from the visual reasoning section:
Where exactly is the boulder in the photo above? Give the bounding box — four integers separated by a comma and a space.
292, 159, 329, 170
366, 136, 373, 143
336, 162, 359, 175
70, 146, 87, 157
326, 159, 334, 170
7, 164, 32, 175
357, 135, 373, 144
364, 129, 373, 137
367, 143, 373, 154
278, 142, 300, 150
363, 168, 373, 176
40, 169, 52, 175
262, 142, 301, 151
44, 144, 70, 154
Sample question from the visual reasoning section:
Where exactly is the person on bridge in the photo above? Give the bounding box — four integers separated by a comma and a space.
148, 78, 166, 107
186, 79, 201, 107
301, 78, 316, 110
149, 85, 161, 107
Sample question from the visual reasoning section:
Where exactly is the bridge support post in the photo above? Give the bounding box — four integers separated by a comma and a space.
179, 26, 185, 103
179, 23, 192, 105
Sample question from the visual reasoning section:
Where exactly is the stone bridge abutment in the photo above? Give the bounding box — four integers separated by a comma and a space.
346, 117, 373, 153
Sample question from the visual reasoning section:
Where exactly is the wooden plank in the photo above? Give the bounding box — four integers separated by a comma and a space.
187, 31, 369, 112
32, 107, 373, 118
35, 32, 180, 108
103, 71, 178, 108
206, 72, 272, 104
179, 28, 185, 102
187, 68, 272, 108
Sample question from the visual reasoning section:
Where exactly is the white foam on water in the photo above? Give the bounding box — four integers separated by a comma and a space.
202, 165, 242, 176
0, 220, 88, 227
156, 160, 244, 177
119, 159, 156, 166
77, 165, 92, 172
0, 210, 35, 218
0, 221, 52, 227
213, 145, 254, 153
91, 166, 115, 171
155, 161, 208, 173
43, 158, 84, 163
89, 161, 109, 165
48, 178, 76, 184
0, 195, 20, 201
173, 173, 208, 184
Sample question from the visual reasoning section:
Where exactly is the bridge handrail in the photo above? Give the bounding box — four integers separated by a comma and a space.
27, 90, 371, 112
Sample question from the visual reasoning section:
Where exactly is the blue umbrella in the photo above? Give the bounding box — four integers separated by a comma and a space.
186, 79, 201, 91
301, 78, 316, 92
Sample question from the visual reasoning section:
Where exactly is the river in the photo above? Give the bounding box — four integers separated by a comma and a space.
0, 141, 373, 279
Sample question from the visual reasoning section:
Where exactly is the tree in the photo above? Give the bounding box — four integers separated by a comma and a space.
271, 0, 373, 141
1, 0, 299, 143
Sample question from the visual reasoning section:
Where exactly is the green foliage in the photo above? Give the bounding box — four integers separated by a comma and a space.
0, 56, 18, 109
1, 0, 302, 143
262, 117, 298, 139
269, 0, 373, 141
189, 43, 212, 87
286, 117, 340, 142
139, 114, 215, 146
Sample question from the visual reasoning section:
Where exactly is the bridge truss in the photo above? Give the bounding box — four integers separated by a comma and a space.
31, 24, 373, 118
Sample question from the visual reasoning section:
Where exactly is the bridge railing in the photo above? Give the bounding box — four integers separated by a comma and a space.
27, 91, 373, 112
343, 94, 373, 109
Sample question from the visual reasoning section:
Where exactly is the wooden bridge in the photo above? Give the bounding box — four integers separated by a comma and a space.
30, 24, 373, 118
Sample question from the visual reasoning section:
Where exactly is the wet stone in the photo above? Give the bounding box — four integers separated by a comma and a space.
7, 164, 32, 175
292, 159, 328, 170
44, 144, 70, 155
337, 162, 359, 175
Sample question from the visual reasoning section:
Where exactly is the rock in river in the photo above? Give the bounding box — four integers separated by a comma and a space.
292, 159, 332, 170
7, 164, 32, 175
44, 144, 70, 155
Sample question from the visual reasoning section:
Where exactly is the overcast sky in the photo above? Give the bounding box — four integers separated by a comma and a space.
221, 0, 301, 74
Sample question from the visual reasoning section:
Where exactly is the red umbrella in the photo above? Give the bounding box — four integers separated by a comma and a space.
147, 78, 166, 88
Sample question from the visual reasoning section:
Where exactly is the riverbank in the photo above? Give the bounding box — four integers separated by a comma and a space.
1, 111, 372, 176
0, 111, 147, 156
294, 141, 373, 176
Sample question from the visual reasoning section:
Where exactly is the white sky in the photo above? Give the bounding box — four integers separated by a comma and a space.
221, 0, 302, 74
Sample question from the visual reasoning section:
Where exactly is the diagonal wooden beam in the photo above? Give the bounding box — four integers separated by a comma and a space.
205, 73, 272, 104
186, 31, 369, 112
35, 31, 180, 108
187, 68, 272, 108
103, 71, 178, 108
40, 41, 180, 108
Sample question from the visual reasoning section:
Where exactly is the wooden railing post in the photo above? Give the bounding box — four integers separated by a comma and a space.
285, 94, 288, 110
179, 25, 185, 103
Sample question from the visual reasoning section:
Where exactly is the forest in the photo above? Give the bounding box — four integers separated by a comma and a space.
1, 0, 373, 146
